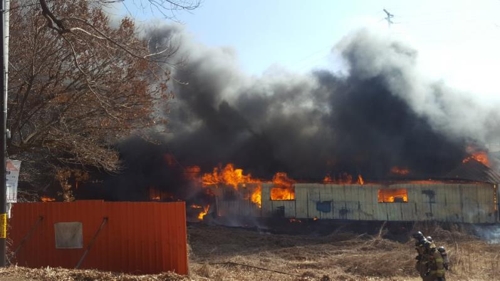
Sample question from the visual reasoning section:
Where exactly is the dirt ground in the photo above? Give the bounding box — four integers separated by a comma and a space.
1, 221, 500, 281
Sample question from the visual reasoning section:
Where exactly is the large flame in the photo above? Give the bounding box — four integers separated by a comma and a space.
202, 163, 262, 207
270, 172, 295, 200
202, 164, 260, 188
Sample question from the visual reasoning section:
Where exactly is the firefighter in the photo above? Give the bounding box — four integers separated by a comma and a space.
413, 231, 431, 280
424, 244, 446, 281
438, 246, 450, 271
412, 231, 448, 281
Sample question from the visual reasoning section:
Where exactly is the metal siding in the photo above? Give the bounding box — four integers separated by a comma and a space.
407, 185, 422, 221
358, 185, 374, 221
318, 184, 334, 219
469, 183, 494, 223
407, 184, 432, 221
460, 184, 480, 223
261, 183, 272, 217
283, 201, 297, 218
399, 193, 413, 221
372, 186, 387, 221
295, 186, 308, 218
306, 185, 321, 219
221, 182, 497, 223
477, 184, 495, 223
441, 185, 461, 222
440, 185, 459, 222
269, 200, 284, 217
9, 201, 188, 275
433, 185, 446, 221
497, 184, 500, 223
384, 203, 400, 221
331, 185, 344, 220
343, 185, 359, 220
439, 185, 458, 222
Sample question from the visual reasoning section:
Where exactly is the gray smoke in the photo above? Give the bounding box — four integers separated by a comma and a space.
146, 26, 500, 181
81, 25, 500, 200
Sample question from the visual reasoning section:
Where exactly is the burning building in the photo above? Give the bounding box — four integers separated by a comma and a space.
199, 159, 500, 224
74, 28, 500, 226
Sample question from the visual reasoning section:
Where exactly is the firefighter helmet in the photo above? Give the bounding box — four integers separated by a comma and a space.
412, 231, 424, 240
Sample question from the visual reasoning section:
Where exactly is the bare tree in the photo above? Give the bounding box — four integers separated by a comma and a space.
8, 0, 174, 199
97, 0, 201, 19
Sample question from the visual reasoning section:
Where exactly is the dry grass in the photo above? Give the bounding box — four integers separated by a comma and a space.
2, 222, 500, 281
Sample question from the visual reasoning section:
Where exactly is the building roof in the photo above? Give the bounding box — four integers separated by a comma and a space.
444, 159, 500, 184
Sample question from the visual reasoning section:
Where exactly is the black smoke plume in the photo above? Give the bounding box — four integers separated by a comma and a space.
80, 26, 500, 200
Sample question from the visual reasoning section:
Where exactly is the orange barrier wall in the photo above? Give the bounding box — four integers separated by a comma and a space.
9, 201, 188, 275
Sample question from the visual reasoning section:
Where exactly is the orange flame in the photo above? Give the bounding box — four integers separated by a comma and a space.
202, 163, 262, 208
323, 173, 364, 184
202, 164, 260, 188
390, 166, 410, 175
357, 175, 364, 185
378, 189, 408, 203
323, 175, 333, 183
463, 151, 490, 167
271, 172, 295, 200
197, 205, 210, 220
251, 186, 262, 208
41, 196, 56, 202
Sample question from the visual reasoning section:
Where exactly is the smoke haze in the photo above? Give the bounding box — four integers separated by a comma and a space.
82, 25, 500, 200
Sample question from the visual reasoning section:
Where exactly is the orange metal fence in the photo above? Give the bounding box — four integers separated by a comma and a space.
8, 201, 188, 275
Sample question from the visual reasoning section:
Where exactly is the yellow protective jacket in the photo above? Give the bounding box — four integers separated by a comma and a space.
427, 248, 446, 278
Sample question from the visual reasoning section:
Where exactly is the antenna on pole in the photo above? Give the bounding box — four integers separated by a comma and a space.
383, 9, 394, 28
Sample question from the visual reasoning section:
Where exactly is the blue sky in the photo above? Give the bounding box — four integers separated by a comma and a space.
118, 0, 500, 100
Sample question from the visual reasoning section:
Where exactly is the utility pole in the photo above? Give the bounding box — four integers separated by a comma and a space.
383, 9, 394, 28
0, 0, 7, 267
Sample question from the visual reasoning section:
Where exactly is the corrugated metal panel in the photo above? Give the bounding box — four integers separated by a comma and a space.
372, 185, 388, 221
443, 184, 461, 222
333, 185, 347, 220
433, 185, 446, 221
476, 185, 495, 223
9, 201, 188, 275
295, 186, 308, 218
259, 182, 498, 223
460, 184, 480, 223
318, 185, 334, 220
343, 185, 359, 220
358, 185, 375, 221
261, 183, 272, 217
306, 184, 321, 219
